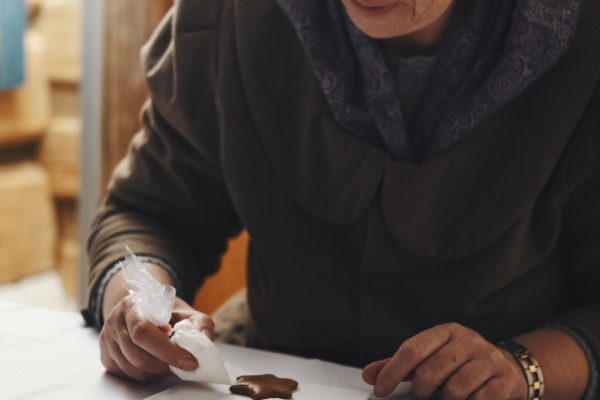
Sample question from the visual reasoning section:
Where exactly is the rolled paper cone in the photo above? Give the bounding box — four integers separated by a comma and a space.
169, 320, 232, 385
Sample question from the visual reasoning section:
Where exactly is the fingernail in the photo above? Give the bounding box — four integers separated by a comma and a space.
178, 357, 197, 370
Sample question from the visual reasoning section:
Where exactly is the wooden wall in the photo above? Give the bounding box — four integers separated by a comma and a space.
101, 0, 172, 185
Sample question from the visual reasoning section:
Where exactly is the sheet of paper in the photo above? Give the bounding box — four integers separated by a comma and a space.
146, 381, 372, 400
0, 301, 175, 400
0, 301, 415, 400
148, 343, 415, 400
148, 382, 415, 400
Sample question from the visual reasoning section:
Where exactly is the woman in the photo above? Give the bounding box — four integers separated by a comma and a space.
83, 0, 600, 399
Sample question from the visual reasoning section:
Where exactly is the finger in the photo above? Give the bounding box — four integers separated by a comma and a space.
100, 324, 126, 374
199, 316, 216, 340
187, 315, 216, 339
125, 305, 198, 371
362, 358, 391, 385
100, 334, 127, 378
172, 311, 216, 339
374, 325, 454, 397
107, 335, 164, 382
101, 302, 166, 379
159, 324, 173, 337
471, 376, 514, 400
441, 359, 494, 400
115, 313, 171, 375
101, 351, 128, 380
411, 344, 473, 399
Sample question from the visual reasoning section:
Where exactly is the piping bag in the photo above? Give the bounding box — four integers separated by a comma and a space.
120, 246, 232, 385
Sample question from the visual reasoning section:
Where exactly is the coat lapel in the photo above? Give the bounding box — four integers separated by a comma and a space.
381, 0, 600, 260
231, 0, 600, 260
233, 0, 389, 224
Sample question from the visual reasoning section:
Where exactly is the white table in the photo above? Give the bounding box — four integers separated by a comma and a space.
0, 301, 412, 399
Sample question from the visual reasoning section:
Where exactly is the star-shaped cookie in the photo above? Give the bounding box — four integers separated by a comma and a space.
229, 374, 299, 399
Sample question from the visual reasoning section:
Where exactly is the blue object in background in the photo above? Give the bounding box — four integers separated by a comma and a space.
0, 0, 27, 91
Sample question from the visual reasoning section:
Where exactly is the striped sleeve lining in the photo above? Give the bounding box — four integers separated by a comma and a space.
545, 323, 599, 400
91, 255, 182, 329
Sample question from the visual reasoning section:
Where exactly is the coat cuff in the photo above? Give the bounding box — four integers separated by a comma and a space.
81, 255, 181, 330
547, 303, 600, 400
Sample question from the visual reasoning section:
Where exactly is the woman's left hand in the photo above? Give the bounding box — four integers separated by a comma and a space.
362, 323, 528, 400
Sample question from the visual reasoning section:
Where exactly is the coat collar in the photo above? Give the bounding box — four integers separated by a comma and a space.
232, 0, 600, 259
381, 0, 600, 260
233, 0, 389, 224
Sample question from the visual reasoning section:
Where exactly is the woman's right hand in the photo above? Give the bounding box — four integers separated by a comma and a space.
99, 295, 201, 382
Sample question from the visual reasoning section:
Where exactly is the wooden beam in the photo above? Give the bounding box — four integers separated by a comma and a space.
101, 0, 172, 188
98, 0, 250, 313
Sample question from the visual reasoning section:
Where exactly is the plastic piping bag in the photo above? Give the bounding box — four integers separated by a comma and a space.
119, 246, 231, 384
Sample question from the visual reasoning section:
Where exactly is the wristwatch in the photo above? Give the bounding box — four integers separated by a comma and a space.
498, 339, 545, 400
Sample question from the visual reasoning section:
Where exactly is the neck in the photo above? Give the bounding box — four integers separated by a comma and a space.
382, 0, 467, 57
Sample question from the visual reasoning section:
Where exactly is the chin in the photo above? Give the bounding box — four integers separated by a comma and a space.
352, 24, 409, 39
341, 2, 416, 39
346, 13, 414, 39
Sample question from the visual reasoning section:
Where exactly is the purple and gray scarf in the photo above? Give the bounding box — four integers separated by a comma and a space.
275, 0, 582, 160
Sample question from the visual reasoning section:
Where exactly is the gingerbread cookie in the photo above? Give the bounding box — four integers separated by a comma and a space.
229, 374, 299, 399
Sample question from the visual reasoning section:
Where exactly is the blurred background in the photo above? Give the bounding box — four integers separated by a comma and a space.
0, 0, 247, 315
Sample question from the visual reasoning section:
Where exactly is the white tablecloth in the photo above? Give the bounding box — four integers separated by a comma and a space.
0, 301, 412, 400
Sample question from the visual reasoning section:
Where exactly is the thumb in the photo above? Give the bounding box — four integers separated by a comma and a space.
362, 358, 391, 385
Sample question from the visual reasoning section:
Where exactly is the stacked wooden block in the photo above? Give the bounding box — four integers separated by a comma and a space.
0, 0, 81, 296
39, 0, 81, 297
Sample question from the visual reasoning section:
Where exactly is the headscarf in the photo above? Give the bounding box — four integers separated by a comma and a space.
275, 0, 582, 160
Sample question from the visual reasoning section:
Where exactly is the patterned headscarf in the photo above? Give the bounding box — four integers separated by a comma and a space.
275, 0, 582, 160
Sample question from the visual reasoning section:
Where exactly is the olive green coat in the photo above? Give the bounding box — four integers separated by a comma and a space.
86, 0, 600, 368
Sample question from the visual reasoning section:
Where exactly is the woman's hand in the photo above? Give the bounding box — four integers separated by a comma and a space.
362, 323, 527, 400
99, 296, 215, 382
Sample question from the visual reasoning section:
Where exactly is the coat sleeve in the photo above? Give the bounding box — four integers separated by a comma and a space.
84, 1, 242, 322
548, 81, 600, 397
